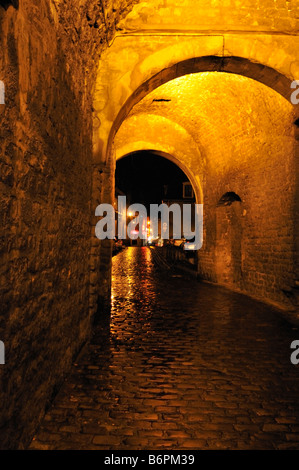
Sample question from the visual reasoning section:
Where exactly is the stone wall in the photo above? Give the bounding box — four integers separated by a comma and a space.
95, 22, 299, 317
196, 82, 296, 309
113, 72, 297, 311
0, 0, 137, 450
0, 0, 298, 450
119, 0, 299, 33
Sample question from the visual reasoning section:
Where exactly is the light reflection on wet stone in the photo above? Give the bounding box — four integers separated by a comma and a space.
31, 247, 299, 450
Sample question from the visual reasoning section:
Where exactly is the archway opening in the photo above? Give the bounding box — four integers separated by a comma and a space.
217, 192, 242, 207
115, 151, 198, 265
215, 193, 243, 286
108, 68, 296, 307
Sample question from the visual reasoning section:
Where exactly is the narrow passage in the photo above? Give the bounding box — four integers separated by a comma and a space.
30, 247, 299, 450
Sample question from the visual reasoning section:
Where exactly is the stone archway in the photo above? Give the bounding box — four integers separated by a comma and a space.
117, 148, 202, 205
101, 54, 299, 293
2, 0, 299, 450
92, 54, 298, 318
106, 56, 297, 163
115, 149, 201, 264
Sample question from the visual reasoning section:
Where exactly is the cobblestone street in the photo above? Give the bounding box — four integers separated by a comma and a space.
30, 247, 299, 450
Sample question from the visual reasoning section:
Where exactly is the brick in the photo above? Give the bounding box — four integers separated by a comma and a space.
92, 436, 123, 446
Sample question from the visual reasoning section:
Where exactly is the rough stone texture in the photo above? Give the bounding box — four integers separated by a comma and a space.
93, 2, 299, 321
0, 0, 298, 451
0, 0, 138, 450
118, 0, 299, 33
114, 73, 296, 310
215, 201, 243, 286
94, 18, 299, 318
29, 249, 299, 451
94, 31, 299, 160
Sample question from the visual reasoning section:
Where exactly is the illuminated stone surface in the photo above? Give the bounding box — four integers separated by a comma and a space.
30, 249, 299, 450
115, 73, 296, 307
0, 0, 139, 450
0, 0, 298, 450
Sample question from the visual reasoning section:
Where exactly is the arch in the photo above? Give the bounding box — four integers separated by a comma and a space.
106, 55, 297, 163
114, 113, 204, 203
217, 192, 242, 207
93, 26, 299, 313
215, 191, 243, 287
116, 147, 203, 205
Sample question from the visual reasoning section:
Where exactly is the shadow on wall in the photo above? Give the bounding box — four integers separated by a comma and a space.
215, 192, 243, 287
0, 0, 19, 10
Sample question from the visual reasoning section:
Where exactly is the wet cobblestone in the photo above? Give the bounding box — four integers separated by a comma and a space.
30, 247, 299, 450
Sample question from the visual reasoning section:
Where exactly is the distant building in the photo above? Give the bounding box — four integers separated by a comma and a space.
162, 182, 196, 240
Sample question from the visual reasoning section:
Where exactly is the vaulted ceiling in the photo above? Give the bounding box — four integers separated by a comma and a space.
115, 72, 294, 179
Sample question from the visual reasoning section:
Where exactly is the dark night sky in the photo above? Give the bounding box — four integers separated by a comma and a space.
115, 152, 190, 209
